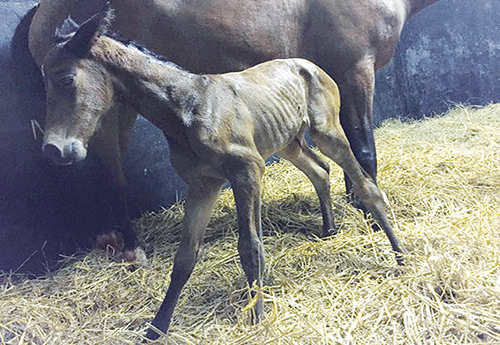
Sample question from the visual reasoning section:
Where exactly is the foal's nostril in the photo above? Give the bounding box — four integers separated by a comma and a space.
43, 143, 63, 162
42, 139, 87, 165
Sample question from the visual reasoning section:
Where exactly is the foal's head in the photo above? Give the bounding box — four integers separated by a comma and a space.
41, 9, 112, 165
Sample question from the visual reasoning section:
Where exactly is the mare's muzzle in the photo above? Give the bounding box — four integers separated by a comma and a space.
42, 137, 87, 165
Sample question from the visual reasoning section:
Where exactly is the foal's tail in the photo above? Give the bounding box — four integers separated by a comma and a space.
294, 59, 343, 138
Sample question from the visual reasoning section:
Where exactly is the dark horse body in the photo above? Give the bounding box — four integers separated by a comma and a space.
29, 0, 439, 258
41, 10, 404, 339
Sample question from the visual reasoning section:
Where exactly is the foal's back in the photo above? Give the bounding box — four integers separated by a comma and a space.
202, 58, 341, 159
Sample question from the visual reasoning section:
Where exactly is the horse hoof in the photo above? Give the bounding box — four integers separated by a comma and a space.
145, 328, 162, 341
95, 232, 121, 254
321, 227, 339, 238
120, 247, 149, 269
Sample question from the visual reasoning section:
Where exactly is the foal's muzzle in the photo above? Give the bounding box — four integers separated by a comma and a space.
42, 137, 87, 165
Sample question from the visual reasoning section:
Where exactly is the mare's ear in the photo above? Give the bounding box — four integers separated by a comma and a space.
57, 2, 109, 57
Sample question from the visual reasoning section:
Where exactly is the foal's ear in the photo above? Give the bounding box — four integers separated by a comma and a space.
55, 16, 80, 42
59, 2, 110, 57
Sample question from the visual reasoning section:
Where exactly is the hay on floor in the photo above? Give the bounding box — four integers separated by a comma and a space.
2, 104, 500, 344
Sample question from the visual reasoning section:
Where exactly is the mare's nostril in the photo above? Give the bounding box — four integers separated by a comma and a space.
43, 143, 63, 162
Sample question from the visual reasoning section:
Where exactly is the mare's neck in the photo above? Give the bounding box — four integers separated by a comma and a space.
91, 35, 201, 126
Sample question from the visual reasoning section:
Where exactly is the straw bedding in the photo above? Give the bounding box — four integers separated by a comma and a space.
2, 104, 500, 344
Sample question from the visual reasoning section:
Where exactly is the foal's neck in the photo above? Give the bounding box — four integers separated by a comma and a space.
91, 35, 201, 126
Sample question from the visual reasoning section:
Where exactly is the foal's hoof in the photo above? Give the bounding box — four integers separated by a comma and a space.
144, 328, 162, 342
321, 227, 339, 238
395, 246, 410, 267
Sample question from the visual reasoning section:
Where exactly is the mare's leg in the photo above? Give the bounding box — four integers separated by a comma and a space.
312, 126, 405, 265
117, 105, 138, 157
338, 61, 377, 201
228, 156, 266, 321
91, 105, 141, 262
279, 137, 336, 236
147, 177, 225, 340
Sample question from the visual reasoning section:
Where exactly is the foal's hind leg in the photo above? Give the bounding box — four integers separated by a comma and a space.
279, 137, 336, 236
312, 128, 405, 264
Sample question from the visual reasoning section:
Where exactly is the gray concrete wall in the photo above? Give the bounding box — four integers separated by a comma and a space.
1, 0, 498, 274
374, 0, 500, 124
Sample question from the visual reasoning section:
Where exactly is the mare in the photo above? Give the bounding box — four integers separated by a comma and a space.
28, 0, 441, 259
41, 10, 405, 339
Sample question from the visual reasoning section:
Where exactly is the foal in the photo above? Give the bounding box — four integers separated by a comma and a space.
41, 11, 405, 340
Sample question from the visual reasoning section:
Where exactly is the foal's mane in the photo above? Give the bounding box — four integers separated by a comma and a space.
104, 31, 187, 72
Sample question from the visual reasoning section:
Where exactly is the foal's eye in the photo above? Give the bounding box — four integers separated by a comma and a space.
58, 76, 75, 88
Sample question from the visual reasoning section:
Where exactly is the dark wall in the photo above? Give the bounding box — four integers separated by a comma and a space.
374, 0, 500, 124
0, 1, 185, 275
0, 0, 497, 274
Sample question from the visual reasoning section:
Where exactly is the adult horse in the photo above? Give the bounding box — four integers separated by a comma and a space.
28, 0, 441, 258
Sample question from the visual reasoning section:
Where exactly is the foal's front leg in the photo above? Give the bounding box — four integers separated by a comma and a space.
147, 177, 224, 340
229, 157, 266, 321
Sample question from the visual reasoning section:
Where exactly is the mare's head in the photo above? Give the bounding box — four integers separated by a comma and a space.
41, 7, 112, 165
